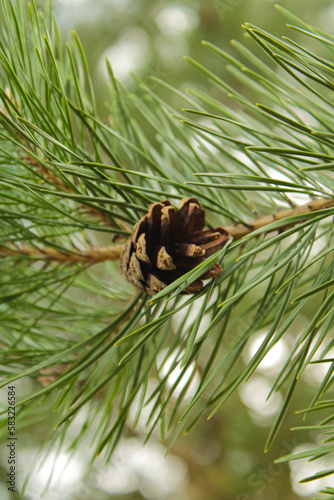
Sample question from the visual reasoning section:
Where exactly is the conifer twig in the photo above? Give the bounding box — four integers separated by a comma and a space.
226, 197, 334, 239
2, 197, 334, 266
0, 244, 123, 264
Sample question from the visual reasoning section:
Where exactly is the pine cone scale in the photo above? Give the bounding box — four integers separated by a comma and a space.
160, 205, 176, 246
157, 246, 176, 270
188, 230, 221, 244
187, 278, 204, 292
174, 243, 205, 258
201, 263, 223, 279
135, 233, 150, 263
128, 253, 146, 291
131, 219, 146, 247
200, 231, 230, 256
147, 273, 166, 294
174, 198, 205, 240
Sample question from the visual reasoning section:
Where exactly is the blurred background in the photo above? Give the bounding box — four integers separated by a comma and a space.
1, 0, 334, 499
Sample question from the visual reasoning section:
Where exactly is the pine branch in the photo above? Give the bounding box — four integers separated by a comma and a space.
227, 196, 334, 239
1, 1, 334, 496
2, 196, 332, 266
0, 242, 123, 264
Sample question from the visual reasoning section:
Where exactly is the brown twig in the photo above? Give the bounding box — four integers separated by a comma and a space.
226, 197, 334, 240
1, 244, 123, 264
2, 197, 334, 266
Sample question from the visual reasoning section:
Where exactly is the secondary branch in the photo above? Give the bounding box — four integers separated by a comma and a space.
0, 244, 124, 264
227, 197, 334, 239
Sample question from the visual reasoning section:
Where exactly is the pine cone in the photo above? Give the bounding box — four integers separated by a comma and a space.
120, 198, 229, 295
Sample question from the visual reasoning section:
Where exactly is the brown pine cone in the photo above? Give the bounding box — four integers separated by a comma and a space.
120, 197, 229, 295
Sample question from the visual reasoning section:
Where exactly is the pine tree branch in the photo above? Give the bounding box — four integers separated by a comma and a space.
3, 197, 333, 266
0, 243, 123, 264
227, 197, 334, 239
0, 3, 333, 491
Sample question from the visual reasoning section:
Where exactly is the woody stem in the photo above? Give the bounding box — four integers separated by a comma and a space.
2, 197, 334, 265
226, 197, 334, 240
0, 244, 124, 263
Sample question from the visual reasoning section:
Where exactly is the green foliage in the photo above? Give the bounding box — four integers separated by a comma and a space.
0, 0, 334, 495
